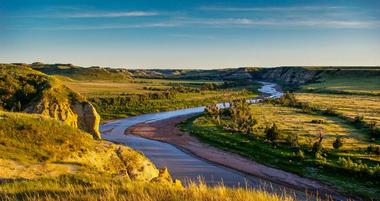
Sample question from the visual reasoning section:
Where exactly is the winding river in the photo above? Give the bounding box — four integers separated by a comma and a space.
100, 82, 334, 200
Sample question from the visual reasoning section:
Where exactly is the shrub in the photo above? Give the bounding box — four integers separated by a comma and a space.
296, 149, 304, 159
367, 145, 380, 155
276, 92, 298, 107
323, 107, 338, 116
300, 102, 312, 113
312, 134, 324, 155
333, 137, 343, 149
286, 134, 299, 147
353, 115, 365, 128
310, 119, 324, 124
315, 152, 327, 164
265, 123, 280, 142
205, 104, 220, 118
337, 157, 368, 172
369, 121, 380, 139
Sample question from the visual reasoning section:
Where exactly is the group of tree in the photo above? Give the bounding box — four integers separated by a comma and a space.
205, 99, 258, 135
0, 66, 48, 111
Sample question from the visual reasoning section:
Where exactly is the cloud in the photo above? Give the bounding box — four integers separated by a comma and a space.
60, 11, 158, 18
24, 22, 179, 31
22, 18, 379, 31
174, 17, 380, 29
200, 6, 345, 12
11, 11, 159, 18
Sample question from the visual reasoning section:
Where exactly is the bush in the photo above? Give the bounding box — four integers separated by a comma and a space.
312, 134, 323, 155
333, 137, 343, 149
276, 92, 298, 107
296, 149, 304, 159
367, 145, 380, 155
353, 115, 365, 128
323, 107, 338, 116
369, 121, 380, 139
205, 104, 220, 118
265, 123, 280, 142
286, 134, 299, 147
337, 157, 368, 172
310, 119, 324, 124
315, 152, 327, 164
300, 102, 312, 113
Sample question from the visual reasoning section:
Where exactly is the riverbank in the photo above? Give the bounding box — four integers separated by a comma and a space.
126, 115, 348, 200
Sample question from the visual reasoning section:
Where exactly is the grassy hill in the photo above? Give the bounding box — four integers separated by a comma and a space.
0, 110, 160, 181
30, 62, 133, 81
0, 63, 292, 200
0, 109, 289, 201
0, 64, 101, 138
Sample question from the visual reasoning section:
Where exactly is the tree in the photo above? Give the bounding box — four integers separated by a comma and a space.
312, 132, 324, 155
265, 123, 280, 142
333, 137, 343, 149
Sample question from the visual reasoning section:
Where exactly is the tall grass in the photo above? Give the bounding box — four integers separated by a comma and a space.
0, 174, 294, 201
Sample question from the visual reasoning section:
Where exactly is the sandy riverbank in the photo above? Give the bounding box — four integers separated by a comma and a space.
126, 114, 349, 200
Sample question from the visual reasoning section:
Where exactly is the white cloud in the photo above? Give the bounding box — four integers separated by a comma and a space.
12, 11, 159, 18
200, 6, 345, 12
61, 11, 158, 18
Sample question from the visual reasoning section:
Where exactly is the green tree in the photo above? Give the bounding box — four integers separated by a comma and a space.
333, 137, 343, 149
265, 123, 280, 142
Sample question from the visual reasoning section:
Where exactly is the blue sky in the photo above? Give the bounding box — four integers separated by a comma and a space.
1, 0, 380, 68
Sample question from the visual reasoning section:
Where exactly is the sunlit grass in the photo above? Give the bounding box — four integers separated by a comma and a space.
180, 101, 380, 199
0, 173, 294, 201
296, 93, 380, 126
248, 104, 370, 151
62, 78, 222, 97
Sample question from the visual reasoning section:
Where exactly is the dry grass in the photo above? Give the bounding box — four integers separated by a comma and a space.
62, 78, 220, 97
0, 175, 294, 201
0, 111, 159, 181
296, 93, 380, 126
249, 104, 370, 151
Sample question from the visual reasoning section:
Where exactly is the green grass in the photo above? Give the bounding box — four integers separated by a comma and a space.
179, 103, 380, 199
95, 90, 256, 120
299, 70, 380, 95
31, 63, 133, 81
61, 78, 222, 97
61, 78, 258, 120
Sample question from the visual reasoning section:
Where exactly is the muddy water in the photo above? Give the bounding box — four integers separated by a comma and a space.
100, 82, 338, 200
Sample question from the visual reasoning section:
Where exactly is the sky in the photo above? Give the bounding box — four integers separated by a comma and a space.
1, 0, 380, 68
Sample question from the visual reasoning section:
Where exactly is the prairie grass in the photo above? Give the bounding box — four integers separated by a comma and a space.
299, 70, 380, 95
180, 102, 380, 199
248, 104, 371, 152
62, 78, 257, 120
0, 174, 293, 201
62, 78, 222, 97
0, 111, 159, 181
296, 93, 380, 127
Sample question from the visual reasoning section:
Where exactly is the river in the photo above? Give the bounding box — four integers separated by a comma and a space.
100, 82, 341, 200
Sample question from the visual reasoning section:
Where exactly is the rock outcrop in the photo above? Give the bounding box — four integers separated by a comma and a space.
73, 102, 101, 139
0, 64, 101, 139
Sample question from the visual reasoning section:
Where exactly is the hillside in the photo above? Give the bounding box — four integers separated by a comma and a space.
0, 64, 101, 139
0, 96, 288, 201
0, 110, 160, 182
252, 67, 380, 91
30, 62, 133, 81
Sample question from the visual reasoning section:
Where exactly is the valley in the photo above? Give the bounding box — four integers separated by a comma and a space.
0, 63, 379, 200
